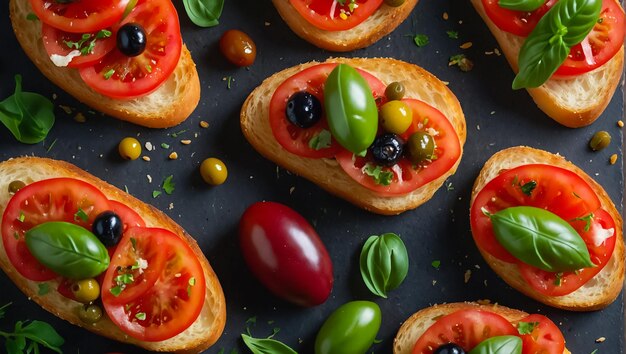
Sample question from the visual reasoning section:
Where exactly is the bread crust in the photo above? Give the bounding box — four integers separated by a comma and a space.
470, 146, 624, 311
471, 0, 625, 128
9, 0, 200, 128
272, 0, 418, 51
393, 302, 571, 354
240, 58, 466, 215
0, 157, 226, 353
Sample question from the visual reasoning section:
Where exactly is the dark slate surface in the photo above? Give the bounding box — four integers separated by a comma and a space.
0, 0, 623, 353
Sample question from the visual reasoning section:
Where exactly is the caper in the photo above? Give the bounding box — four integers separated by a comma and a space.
384, 0, 406, 7
385, 82, 406, 101
8, 180, 25, 194
71, 278, 100, 303
589, 131, 611, 151
407, 131, 435, 164
77, 304, 103, 324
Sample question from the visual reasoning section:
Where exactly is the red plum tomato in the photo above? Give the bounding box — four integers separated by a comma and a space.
239, 201, 333, 306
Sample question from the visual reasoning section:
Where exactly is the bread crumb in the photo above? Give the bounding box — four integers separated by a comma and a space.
168, 203, 174, 210
596, 337, 606, 343
142, 156, 151, 162
145, 142, 153, 151
74, 112, 86, 123
181, 139, 191, 145
609, 154, 618, 165
264, 21, 271, 26
432, 280, 437, 286
200, 121, 209, 128
477, 299, 491, 305
494, 48, 501, 56
147, 175, 152, 183
618, 120, 624, 128
464, 270, 472, 283
59, 105, 72, 114
460, 42, 473, 49
169, 152, 178, 160
289, 187, 295, 194
442, 12, 449, 20
442, 81, 450, 85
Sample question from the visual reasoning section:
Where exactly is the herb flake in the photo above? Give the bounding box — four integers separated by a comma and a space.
517, 321, 539, 335
363, 164, 394, 186
413, 34, 429, 47
162, 175, 175, 194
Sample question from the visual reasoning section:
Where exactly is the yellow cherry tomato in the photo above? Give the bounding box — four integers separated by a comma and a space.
71, 278, 100, 303
380, 100, 412, 134
200, 158, 228, 185
118, 137, 141, 160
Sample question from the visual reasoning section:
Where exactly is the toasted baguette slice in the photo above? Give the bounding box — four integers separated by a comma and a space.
0, 157, 226, 353
272, 0, 419, 51
471, 146, 624, 311
9, 0, 200, 128
471, 0, 624, 128
393, 302, 571, 354
241, 58, 466, 215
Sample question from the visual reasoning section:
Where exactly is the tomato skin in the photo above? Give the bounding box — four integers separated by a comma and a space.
79, 0, 182, 99
2, 178, 110, 281
411, 309, 517, 353
29, 0, 130, 33
42, 24, 116, 68
239, 202, 333, 307
314, 301, 381, 354
518, 314, 565, 354
482, 0, 556, 37
290, 0, 384, 31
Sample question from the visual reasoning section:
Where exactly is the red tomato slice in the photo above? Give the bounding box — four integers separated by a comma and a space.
102, 227, 206, 342
42, 23, 116, 69
518, 208, 616, 296
29, 0, 130, 34
481, 0, 556, 37
412, 309, 517, 353
79, 0, 182, 99
470, 164, 601, 263
335, 99, 461, 196
518, 314, 565, 354
555, 0, 625, 76
1, 178, 110, 281
269, 63, 386, 158
108, 200, 146, 231
290, 0, 384, 31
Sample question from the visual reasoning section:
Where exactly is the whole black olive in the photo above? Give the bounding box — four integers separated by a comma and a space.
285, 91, 322, 129
92, 211, 123, 247
434, 343, 466, 354
370, 133, 404, 166
116, 23, 147, 57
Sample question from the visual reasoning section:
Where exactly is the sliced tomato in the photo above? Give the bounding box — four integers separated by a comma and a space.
412, 309, 517, 353
555, 0, 625, 76
42, 23, 116, 69
1, 178, 110, 281
79, 0, 182, 99
481, 0, 556, 37
29, 0, 130, 33
102, 227, 206, 341
108, 200, 146, 231
518, 314, 565, 354
269, 63, 386, 158
518, 208, 616, 296
290, 0, 384, 31
335, 99, 461, 196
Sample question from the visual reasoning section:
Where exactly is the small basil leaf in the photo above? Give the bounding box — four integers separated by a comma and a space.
469, 335, 522, 354
241, 333, 298, 354
498, 0, 544, 11
359, 233, 409, 297
182, 0, 224, 27
359, 236, 385, 297
0, 75, 55, 144
512, 0, 602, 89
25, 222, 110, 279
489, 206, 595, 272
18, 321, 64, 353
383, 233, 410, 290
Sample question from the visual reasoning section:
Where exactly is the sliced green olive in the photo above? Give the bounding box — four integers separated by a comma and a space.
71, 278, 100, 303
77, 304, 103, 324
384, 82, 405, 101
589, 131, 611, 151
8, 180, 25, 194
407, 131, 435, 164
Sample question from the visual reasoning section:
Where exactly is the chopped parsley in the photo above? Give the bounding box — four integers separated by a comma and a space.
169, 129, 187, 138
74, 208, 88, 222
413, 34, 429, 47
449, 54, 474, 72
17, 211, 25, 222
135, 312, 146, 321
572, 213, 594, 232
308, 129, 332, 150
111, 273, 135, 297
363, 164, 393, 186
37, 283, 49, 296
431, 260, 441, 269
26, 13, 38, 22
152, 190, 162, 198
187, 277, 196, 296
162, 175, 175, 194
517, 321, 539, 335
45, 138, 58, 153
161, 143, 170, 149
103, 69, 115, 80
446, 30, 459, 39
520, 180, 537, 196
554, 272, 563, 286
64, 30, 112, 56
130, 237, 137, 251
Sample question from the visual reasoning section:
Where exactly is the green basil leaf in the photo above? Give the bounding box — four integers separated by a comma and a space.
512, 0, 602, 89
359, 233, 409, 298
324, 64, 378, 153
0, 75, 55, 144
182, 0, 224, 27
25, 222, 110, 279
469, 335, 522, 354
241, 333, 298, 354
18, 321, 64, 353
498, 0, 544, 11
488, 206, 595, 272
5, 337, 23, 354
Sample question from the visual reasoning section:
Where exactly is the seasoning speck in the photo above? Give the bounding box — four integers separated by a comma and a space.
596, 337, 606, 343
142, 156, 151, 162
200, 121, 209, 128
74, 113, 86, 123
181, 140, 191, 145
442, 12, 449, 20
609, 154, 618, 165
460, 42, 473, 49
145, 142, 153, 151
618, 120, 624, 128
464, 270, 472, 283
169, 152, 178, 160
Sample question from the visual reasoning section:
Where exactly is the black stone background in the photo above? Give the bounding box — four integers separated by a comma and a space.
0, 0, 623, 353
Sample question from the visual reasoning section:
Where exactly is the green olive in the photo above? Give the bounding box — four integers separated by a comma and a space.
589, 131, 611, 151
8, 180, 26, 194
385, 82, 405, 101
77, 304, 103, 324
407, 132, 435, 164
200, 158, 228, 185
118, 137, 141, 160
380, 100, 412, 134
384, 0, 406, 7
71, 278, 100, 303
